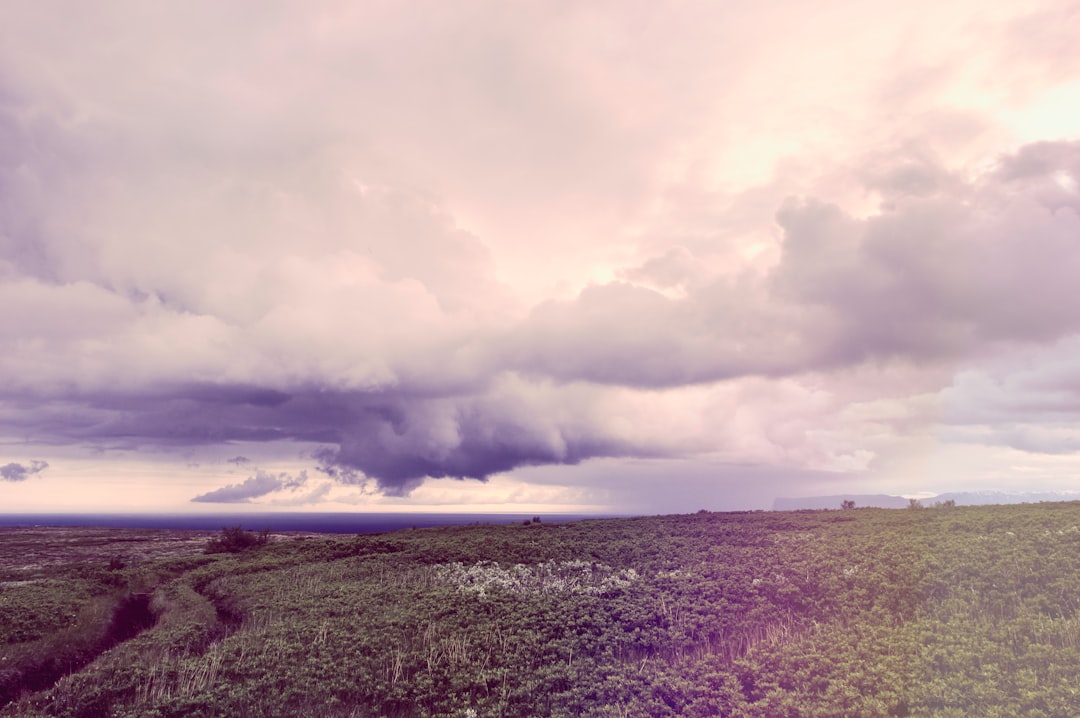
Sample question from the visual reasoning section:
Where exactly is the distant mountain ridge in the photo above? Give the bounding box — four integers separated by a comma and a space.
773, 490, 1080, 511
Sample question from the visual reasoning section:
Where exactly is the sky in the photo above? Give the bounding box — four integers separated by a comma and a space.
2, 0, 1080, 515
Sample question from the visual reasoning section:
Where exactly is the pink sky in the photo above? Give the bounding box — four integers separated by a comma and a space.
2, 0, 1080, 513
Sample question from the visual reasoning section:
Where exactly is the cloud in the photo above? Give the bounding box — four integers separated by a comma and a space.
792, 173, 1080, 357
0, 459, 48, 482
514, 143, 1080, 386
269, 481, 334, 507
191, 469, 309, 503
5, 141, 1080, 496
3, 2, 1080, 506
311, 386, 647, 495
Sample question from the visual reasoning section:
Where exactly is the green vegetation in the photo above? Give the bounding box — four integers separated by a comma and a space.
3, 503, 1080, 716
204, 527, 271, 555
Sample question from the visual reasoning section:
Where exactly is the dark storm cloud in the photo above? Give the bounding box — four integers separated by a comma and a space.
316, 398, 649, 495
3, 375, 664, 494
30, 385, 346, 448
0, 459, 48, 481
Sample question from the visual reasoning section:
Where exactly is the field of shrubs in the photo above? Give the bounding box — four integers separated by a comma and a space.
3, 502, 1080, 717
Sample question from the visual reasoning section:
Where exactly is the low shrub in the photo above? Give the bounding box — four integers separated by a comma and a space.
204, 527, 270, 554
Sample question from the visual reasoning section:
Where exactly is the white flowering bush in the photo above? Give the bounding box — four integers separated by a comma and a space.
431, 559, 639, 598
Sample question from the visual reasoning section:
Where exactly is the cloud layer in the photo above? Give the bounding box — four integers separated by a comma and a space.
2, 1, 1080, 508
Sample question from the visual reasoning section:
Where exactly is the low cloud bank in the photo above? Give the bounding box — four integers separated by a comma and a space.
191, 469, 308, 503
0, 460, 49, 482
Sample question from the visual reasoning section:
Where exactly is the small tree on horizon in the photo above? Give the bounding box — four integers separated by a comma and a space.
841, 499, 856, 510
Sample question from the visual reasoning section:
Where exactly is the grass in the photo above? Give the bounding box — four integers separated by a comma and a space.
2, 504, 1080, 716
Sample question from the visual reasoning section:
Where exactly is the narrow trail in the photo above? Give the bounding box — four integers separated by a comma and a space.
0, 592, 158, 709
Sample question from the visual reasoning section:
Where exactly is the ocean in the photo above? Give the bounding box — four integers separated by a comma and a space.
0, 512, 610, 534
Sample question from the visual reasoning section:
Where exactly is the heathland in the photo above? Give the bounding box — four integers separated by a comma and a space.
2, 503, 1080, 717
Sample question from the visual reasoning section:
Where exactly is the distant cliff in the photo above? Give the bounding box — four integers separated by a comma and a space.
773, 491, 1080, 511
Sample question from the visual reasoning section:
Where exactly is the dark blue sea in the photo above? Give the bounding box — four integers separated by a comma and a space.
0, 513, 609, 534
